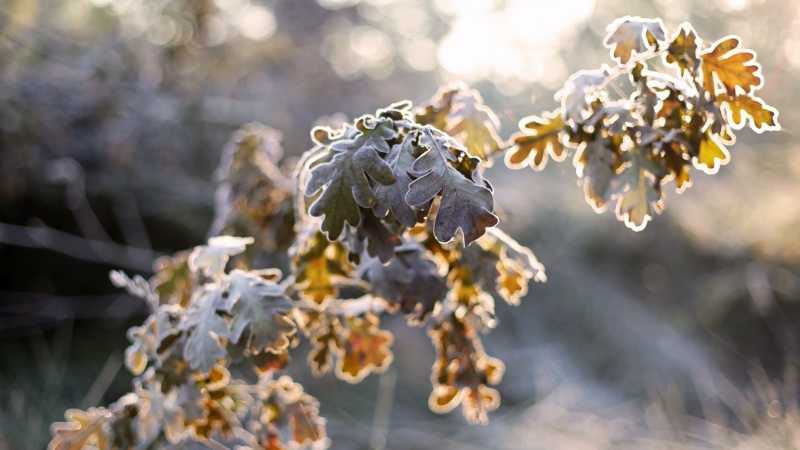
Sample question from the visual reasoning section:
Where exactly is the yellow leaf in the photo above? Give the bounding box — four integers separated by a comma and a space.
701, 36, 763, 96
505, 109, 566, 171
694, 131, 730, 174
717, 94, 780, 132
664, 23, 699, 76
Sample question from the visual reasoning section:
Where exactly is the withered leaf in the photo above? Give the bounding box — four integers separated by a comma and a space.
604, 17, 667, 65
336, 314, 394, 383
150, 251, 195, 307
226, 270, 296, 355
700, 36, 763, 96
372, 137, 419, 228
259, 376, 328, 448
414, 83, 461, 130
505, 109, 566, 171
717, 94, 779, 132
308, 320, 341, 376
445, 90, 503, 164
665, 23, 699, 76
305, 117, 396, 240
405, 128, 498, 245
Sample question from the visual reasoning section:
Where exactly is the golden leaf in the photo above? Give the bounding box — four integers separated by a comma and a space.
505, 109, 566, 171
292, 229, 354, 306
700, 36, 763, 96
664, 23, 699, 76
717, 94, 780, 132
694, 131, 730, 174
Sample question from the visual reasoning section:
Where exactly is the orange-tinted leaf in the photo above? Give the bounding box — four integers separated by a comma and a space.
604, 17, 667, 65
336, 314, 394, 383
700, 36, 763, 96
505, 109, 566, 171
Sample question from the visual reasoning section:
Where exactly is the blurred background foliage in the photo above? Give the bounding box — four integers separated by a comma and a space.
1, 0, 799, 448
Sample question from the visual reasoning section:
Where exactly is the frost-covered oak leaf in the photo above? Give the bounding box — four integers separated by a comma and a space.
505, 109, 566, 171
604, 17, 667, 65
188, 236, 254, 278
405, 128, 498, 245
305, 116, 396, 240
226, 270, 296, 355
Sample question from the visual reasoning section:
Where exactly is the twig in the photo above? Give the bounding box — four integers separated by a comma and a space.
0, 221, 162, 271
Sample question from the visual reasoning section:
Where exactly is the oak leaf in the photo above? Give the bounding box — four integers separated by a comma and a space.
226, 270, 296, 355
445, 90, 503, 164
505, 109, 566, 171
717, 94, 779, 132
336, 314, 394, 383
665, 23, 699, 76
700, 36, 763, 96
49, 408, 111, 450
305, 117, 396, 240
372, 137, 419, 228
405, 128, 498, 245
611, 151, 667, 231
604, 17, 667, 65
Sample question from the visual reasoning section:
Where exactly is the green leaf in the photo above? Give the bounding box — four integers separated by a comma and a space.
226, 270, 296, 354
372, 137, 419, 228
305, 116, 397, 240
405, 127, 498, 245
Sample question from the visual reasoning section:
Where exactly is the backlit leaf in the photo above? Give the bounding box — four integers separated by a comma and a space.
717, 94, 779, 132
694, 131, 730, 174
49, 408, 111, 450
574, 137, 621, 211
188, 236, 254, 279
445, 90, 503, 164
665, 23, 699, 76
505, 109, 566, 171
292, 229, 354, 305
305, 116, 396, 240
336, 314, 394, 383
405, 127, 498, 245
700, 36, 763, 96
559, 68, 610, 125
604, 17, 667, 65
611, 151, 667, 231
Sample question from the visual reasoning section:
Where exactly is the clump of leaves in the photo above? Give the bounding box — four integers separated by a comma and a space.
506, 16, 779, 230
52, 18, 778, 449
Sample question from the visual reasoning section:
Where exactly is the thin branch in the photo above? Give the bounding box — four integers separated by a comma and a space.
0, 221, 162, 272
